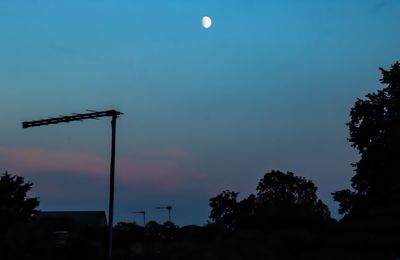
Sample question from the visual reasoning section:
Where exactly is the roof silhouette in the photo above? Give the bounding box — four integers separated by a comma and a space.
34, 211, 107, 227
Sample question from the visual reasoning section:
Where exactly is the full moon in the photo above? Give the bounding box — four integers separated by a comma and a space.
201, 16, 212, 29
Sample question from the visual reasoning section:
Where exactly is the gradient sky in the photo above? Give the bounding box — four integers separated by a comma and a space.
1, 0, 400, 225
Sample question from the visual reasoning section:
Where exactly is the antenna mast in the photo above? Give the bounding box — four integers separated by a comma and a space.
22, 109, 123, 259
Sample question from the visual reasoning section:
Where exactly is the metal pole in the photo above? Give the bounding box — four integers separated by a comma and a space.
21, 109, 122, 259
107, 115, 117, 258
143, 212, 146, 227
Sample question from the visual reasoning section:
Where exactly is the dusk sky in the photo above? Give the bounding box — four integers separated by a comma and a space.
1, 0, 400, 225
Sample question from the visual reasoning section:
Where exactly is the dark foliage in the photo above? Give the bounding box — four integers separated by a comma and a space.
209, 190, 239, 229
0, 172, 39, 229
256, 171, 330, 218
209, 171, 332, 233
333, 62, 400, 216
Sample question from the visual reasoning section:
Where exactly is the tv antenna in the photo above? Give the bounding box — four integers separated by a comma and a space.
132, 211, 146, 227
156, 206, 172, 222
22, 109, 122, 259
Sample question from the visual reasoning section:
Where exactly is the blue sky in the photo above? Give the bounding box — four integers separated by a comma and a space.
0, 0, 399, 225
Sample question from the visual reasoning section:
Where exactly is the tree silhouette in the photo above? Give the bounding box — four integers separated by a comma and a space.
333, 62, 400, 216
0, 172, 39, 228
209, 171, 331, 231
256, 170, 330, 222
209, 190, 239, 229
257, 171, 316, 204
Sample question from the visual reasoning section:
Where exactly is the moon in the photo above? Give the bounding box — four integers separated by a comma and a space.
201, 16, 212, 29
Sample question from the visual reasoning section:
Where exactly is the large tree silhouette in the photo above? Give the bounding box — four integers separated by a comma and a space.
209, 171, 330, 230
256, 171, 329, 217
333, 62, 400, 216
255, 171, 331, 229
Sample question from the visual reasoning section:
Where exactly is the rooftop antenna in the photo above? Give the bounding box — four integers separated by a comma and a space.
156, 206, 172, 222
132, 211, 146, 227
22, 109, 122, 259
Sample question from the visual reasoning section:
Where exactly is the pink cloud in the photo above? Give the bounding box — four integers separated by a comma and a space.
0, 146, 206, 192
